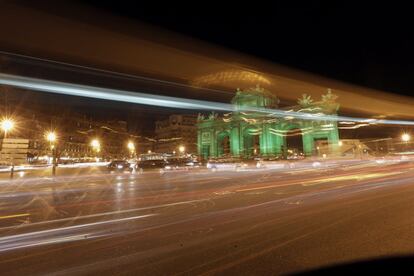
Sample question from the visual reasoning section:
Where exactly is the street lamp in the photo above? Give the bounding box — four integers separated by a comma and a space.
127, 141, 135, 157
46, 131, 57, 143
45, 131, 57, 176
402, 133, 410, 152
91, 139, 100, 149
1, 118, 14, 138
91, 139, 101, 160
1, 118, 15, 178
402, 133, 410, 142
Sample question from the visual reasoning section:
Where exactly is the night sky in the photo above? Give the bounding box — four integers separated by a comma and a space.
2, 2, 414, 138
84, 1, 414, 98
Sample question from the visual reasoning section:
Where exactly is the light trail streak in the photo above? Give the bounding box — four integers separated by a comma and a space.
0, 233, 105, 253
338, 123, 370, 129
0, 214, 156, 252
0, 198, 210, 232
300, 171, 404, 186
0, 213, 30, 220
1, 73, 414, 125
0, 50, 231, 96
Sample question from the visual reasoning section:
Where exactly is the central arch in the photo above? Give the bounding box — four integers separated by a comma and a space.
243, 126, 261, 157
285, 128, 304, 158
217, 131, 231, 157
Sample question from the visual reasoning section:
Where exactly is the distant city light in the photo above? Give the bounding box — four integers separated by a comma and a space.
147, 150, 152, 154
178, 145, 185, 153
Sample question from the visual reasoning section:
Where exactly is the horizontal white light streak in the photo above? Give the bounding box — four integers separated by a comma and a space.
339, 123, 371, 129
297, 107, 322, 113
241, 117, 257, 123
0, 214, 156, 252
1, 73, 414, 125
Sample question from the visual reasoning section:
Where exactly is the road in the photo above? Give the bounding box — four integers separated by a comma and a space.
0, 159, 414, 275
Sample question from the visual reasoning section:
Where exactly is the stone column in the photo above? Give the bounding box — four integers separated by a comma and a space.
239, 124, 245, 158
328, 122, 340, 155
210, 129, 217, 157
260, 124, 268, 156
197, 130, 202, 156
302, 133, 314, 156
230, 125, 240, 157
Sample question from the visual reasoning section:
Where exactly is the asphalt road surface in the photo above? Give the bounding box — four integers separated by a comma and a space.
1, 159, 414, 275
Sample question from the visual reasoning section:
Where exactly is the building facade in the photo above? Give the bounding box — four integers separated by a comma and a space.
154, 114, 197, 154
197, 86, 340, 159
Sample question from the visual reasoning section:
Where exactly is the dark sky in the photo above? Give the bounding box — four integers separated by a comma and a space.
83, 1, 414, 97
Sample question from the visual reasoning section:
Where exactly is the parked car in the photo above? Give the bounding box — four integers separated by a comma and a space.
162, 158, 200, 171
136, 159, 167, 172
206, 157, 247, 171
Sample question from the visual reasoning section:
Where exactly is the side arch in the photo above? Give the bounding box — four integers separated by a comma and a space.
216, 130, 231, 157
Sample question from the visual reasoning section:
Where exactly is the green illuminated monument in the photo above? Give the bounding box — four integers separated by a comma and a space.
197, 85, 340, 159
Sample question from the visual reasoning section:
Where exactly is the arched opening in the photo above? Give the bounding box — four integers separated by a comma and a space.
285, 128, 304, 159
217, 131, 231, 157
314, 137, 329, 156
243, 127, 261, 158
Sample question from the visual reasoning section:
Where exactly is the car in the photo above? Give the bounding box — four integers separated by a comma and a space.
107, 160, 133, 172
206, 157, 247, 171
59, 159, 75, 165
136, 159, 167, 173
162, 158, 200, 171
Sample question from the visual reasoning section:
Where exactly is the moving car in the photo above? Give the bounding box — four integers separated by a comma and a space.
107, 160, 133, 172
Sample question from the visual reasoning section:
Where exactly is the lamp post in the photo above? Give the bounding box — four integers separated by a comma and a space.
1, 118, 15, 178
46, 131, 57, 176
